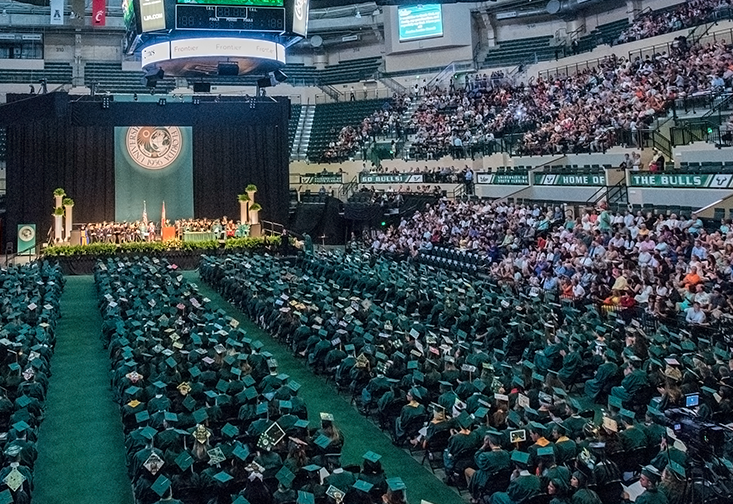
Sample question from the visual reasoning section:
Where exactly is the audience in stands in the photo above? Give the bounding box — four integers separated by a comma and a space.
616, 0, 733, 45
409, 38, 733, 158
322, 95, 410, 162
364, 198, 733, 330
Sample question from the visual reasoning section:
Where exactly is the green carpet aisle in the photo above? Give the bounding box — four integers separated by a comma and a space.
33, 276, 134, 504
186, 271, 466, 504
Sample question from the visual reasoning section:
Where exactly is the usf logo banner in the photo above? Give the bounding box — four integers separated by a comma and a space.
476, 173, 529, 185
629, 173, 733, 188
299, 174, 343, 184
115, 126, 194, 223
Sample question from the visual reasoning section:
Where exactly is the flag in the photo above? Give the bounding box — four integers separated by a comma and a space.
161, 201, 166, 225
50, 0, 64, 24
142, 201, 148, 225
92, 0, 106, 26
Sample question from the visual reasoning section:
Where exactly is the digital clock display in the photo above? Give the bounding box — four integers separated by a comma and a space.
176, 4, 285, 31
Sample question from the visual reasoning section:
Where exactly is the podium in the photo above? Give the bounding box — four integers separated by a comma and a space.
161, 226, 176, 242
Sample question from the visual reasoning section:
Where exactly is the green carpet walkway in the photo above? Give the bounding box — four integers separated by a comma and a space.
33, 276, 133, 504
186, 271, 466, 504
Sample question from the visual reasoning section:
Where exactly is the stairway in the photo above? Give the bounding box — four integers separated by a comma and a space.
291, 104, 315, 161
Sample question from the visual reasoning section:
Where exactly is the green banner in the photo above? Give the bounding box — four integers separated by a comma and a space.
359, 173, 424, 184
533, 173, 606, 186
476, 173, 529, 185
629, 173, 733, 188
115, 126, 194, 222
299, 174, 343, 184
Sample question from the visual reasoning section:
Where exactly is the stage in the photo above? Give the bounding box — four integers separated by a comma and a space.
0, 92, 290, 248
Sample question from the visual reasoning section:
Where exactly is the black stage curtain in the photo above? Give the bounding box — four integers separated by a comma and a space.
7, 120, 116, 242
193, 120, 289, 227
2, 93, 289, 247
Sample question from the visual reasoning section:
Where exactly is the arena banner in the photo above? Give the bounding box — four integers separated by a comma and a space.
115, 126, 194, 223
476, 173, 529, 185
359, 173, 423, 184
533, 173, 606, 186
50, 0, 64, 24
629, 173, 733, 188
299, 174, 343, 184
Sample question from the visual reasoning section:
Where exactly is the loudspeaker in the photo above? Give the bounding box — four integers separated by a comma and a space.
218, 63, 239, 76
70, 230, 82, 246
192, 82, 211, 93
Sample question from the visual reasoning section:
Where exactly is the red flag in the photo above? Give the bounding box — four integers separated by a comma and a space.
92, 0, 106, 26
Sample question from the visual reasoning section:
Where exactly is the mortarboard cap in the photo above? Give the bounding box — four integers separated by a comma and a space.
297, 491, 315, 504
175, 451, 194, 471
511, 450, 530, 465
537, 446, 554, 457
151, 475, 171, 497
213, 471, 233, 484
276, 466, 296, 487
363, 451, 381, 463
353, 480, 373, 493
386, 477, 406, 491
232, 443, 250, 461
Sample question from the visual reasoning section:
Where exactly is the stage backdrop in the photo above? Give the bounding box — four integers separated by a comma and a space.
114, 126, 194, 222
1, 93, 290, 248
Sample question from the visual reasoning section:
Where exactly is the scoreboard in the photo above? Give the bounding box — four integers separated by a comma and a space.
124, 0, 309, 77
175, 5, 286, 32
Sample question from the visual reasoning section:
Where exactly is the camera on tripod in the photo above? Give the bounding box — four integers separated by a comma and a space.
664, 408, 726, 457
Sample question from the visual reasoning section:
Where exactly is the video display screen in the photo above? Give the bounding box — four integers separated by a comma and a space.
177, 0, 284, 7
398, 4, 443, 42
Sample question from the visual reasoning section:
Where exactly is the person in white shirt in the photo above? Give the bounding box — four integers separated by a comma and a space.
685, 302, 706, 325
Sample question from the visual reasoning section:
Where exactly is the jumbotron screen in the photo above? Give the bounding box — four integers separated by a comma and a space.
177, 0, 283, 6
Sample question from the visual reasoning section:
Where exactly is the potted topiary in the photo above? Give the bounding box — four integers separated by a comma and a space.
52, 207, 65, 242
249, 202, 262, 225
63, 198, 74, 241
53, 188, 66, 209
238, 193, 250, 223
245, 184, 258, 204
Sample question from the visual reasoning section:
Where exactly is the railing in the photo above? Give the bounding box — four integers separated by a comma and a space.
638, 128, 673, 160
313, 87, 394, 105
669, 120, 721, 147
378, 75, 408, 95
260, 220, 285, 236
425, 60, 475, 91
3, 243, 39, 266
318, 84, 341, 102
339, 176, 359, 200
